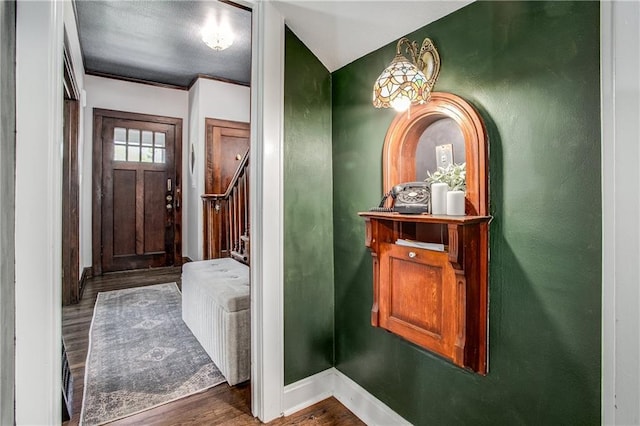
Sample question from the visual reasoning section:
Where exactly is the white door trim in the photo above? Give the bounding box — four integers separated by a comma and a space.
601, 1, 640, 424
249, 1, 286, 422
15, 1, 64, 424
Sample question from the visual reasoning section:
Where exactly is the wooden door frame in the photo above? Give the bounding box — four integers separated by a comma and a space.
62, 41, 81, 305
92, 109, 183, 275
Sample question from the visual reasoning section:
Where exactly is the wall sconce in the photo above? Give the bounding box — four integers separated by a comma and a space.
372, 37, 441, 112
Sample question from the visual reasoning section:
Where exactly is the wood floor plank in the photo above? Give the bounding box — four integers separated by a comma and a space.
62, 267, 363, 425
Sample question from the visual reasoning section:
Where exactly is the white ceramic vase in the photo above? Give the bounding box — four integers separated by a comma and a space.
446, 190, 465, 216
431, 183, 448, 215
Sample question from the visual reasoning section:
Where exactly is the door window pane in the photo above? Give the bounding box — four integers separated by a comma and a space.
128, 146, 140, 162
114, 127, 127, 143
142, 131, 153, 146
155, 132, 165, 147
154, 148, 165, 164
141, 147, 153, 162
128, 129, 140, 145
114, 145, 126, 161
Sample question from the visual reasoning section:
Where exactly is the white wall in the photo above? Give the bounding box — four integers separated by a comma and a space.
15, 1, 64, 423
187, 80, 201, 261
81, 75, 189, 268
186, 78, 250, 261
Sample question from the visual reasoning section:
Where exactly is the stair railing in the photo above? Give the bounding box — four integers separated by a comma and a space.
202, 150, 250, 264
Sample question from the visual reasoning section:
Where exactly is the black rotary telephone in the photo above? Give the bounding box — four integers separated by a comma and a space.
370, 181, 431, 214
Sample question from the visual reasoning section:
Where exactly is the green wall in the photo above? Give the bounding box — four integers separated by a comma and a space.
332, 2, 601, 424
283, 27, 334, 385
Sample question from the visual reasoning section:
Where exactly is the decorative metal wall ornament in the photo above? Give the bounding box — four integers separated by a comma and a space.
372, 37, 441, 112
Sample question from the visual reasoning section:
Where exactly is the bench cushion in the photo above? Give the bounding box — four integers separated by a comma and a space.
182, 258, 249, 312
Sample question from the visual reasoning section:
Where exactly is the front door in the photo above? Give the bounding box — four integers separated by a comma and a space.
95, 110, 182, 273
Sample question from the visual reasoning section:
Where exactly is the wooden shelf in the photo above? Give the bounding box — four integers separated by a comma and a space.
359, 212, 490, 374
359, 211, 491, 224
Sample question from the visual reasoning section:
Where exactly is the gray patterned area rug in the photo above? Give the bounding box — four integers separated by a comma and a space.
80, 283, 225, 425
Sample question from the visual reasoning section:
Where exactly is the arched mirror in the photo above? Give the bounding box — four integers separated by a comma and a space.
382, 92, 488, 216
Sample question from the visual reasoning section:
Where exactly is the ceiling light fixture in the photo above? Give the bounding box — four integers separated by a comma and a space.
372, 37, 441, 112
201, 24, 234, 51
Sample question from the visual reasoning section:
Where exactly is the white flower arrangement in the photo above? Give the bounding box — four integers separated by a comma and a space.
425, 162, 466, 192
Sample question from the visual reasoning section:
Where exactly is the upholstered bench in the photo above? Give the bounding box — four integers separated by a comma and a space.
181, 258, 250, 386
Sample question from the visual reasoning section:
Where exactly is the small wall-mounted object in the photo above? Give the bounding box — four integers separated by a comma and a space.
360, 92, 490, 374
190, 143, 197, 188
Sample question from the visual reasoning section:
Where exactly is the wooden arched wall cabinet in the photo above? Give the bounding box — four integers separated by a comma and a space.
383, 92, 488, 215
360, 92, 491, 374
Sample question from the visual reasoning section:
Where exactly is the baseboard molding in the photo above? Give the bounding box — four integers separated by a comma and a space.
79, 266, 93, 300
283, 368, 410, 425
333, 369, 411, 425
283, 369, 334, 416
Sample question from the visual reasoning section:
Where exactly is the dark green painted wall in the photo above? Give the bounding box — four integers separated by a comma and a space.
332, 2, 601, 424
283, 27, 334, 385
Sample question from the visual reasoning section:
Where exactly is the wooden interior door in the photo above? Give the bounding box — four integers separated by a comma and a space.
98, 114, 180, 273
204, 119, 250, 258
205, 119, 250, 193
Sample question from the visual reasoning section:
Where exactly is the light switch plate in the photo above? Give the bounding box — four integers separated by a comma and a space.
435, 144, 453, 169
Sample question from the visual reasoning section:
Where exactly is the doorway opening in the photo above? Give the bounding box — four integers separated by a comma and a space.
202, 118, 250, 262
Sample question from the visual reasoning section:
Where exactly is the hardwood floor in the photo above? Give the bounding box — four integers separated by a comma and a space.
62, 267, 363, 425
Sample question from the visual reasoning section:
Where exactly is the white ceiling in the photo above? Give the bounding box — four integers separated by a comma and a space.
272, 0, 473, 72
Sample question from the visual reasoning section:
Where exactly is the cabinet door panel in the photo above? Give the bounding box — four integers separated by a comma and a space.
379, 243, 457, 360
389, 257, 443, 336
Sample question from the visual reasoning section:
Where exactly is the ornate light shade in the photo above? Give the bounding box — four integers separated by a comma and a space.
372, 54, 427, 111
373, 37, 441, 112
202, 26, 234, 51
